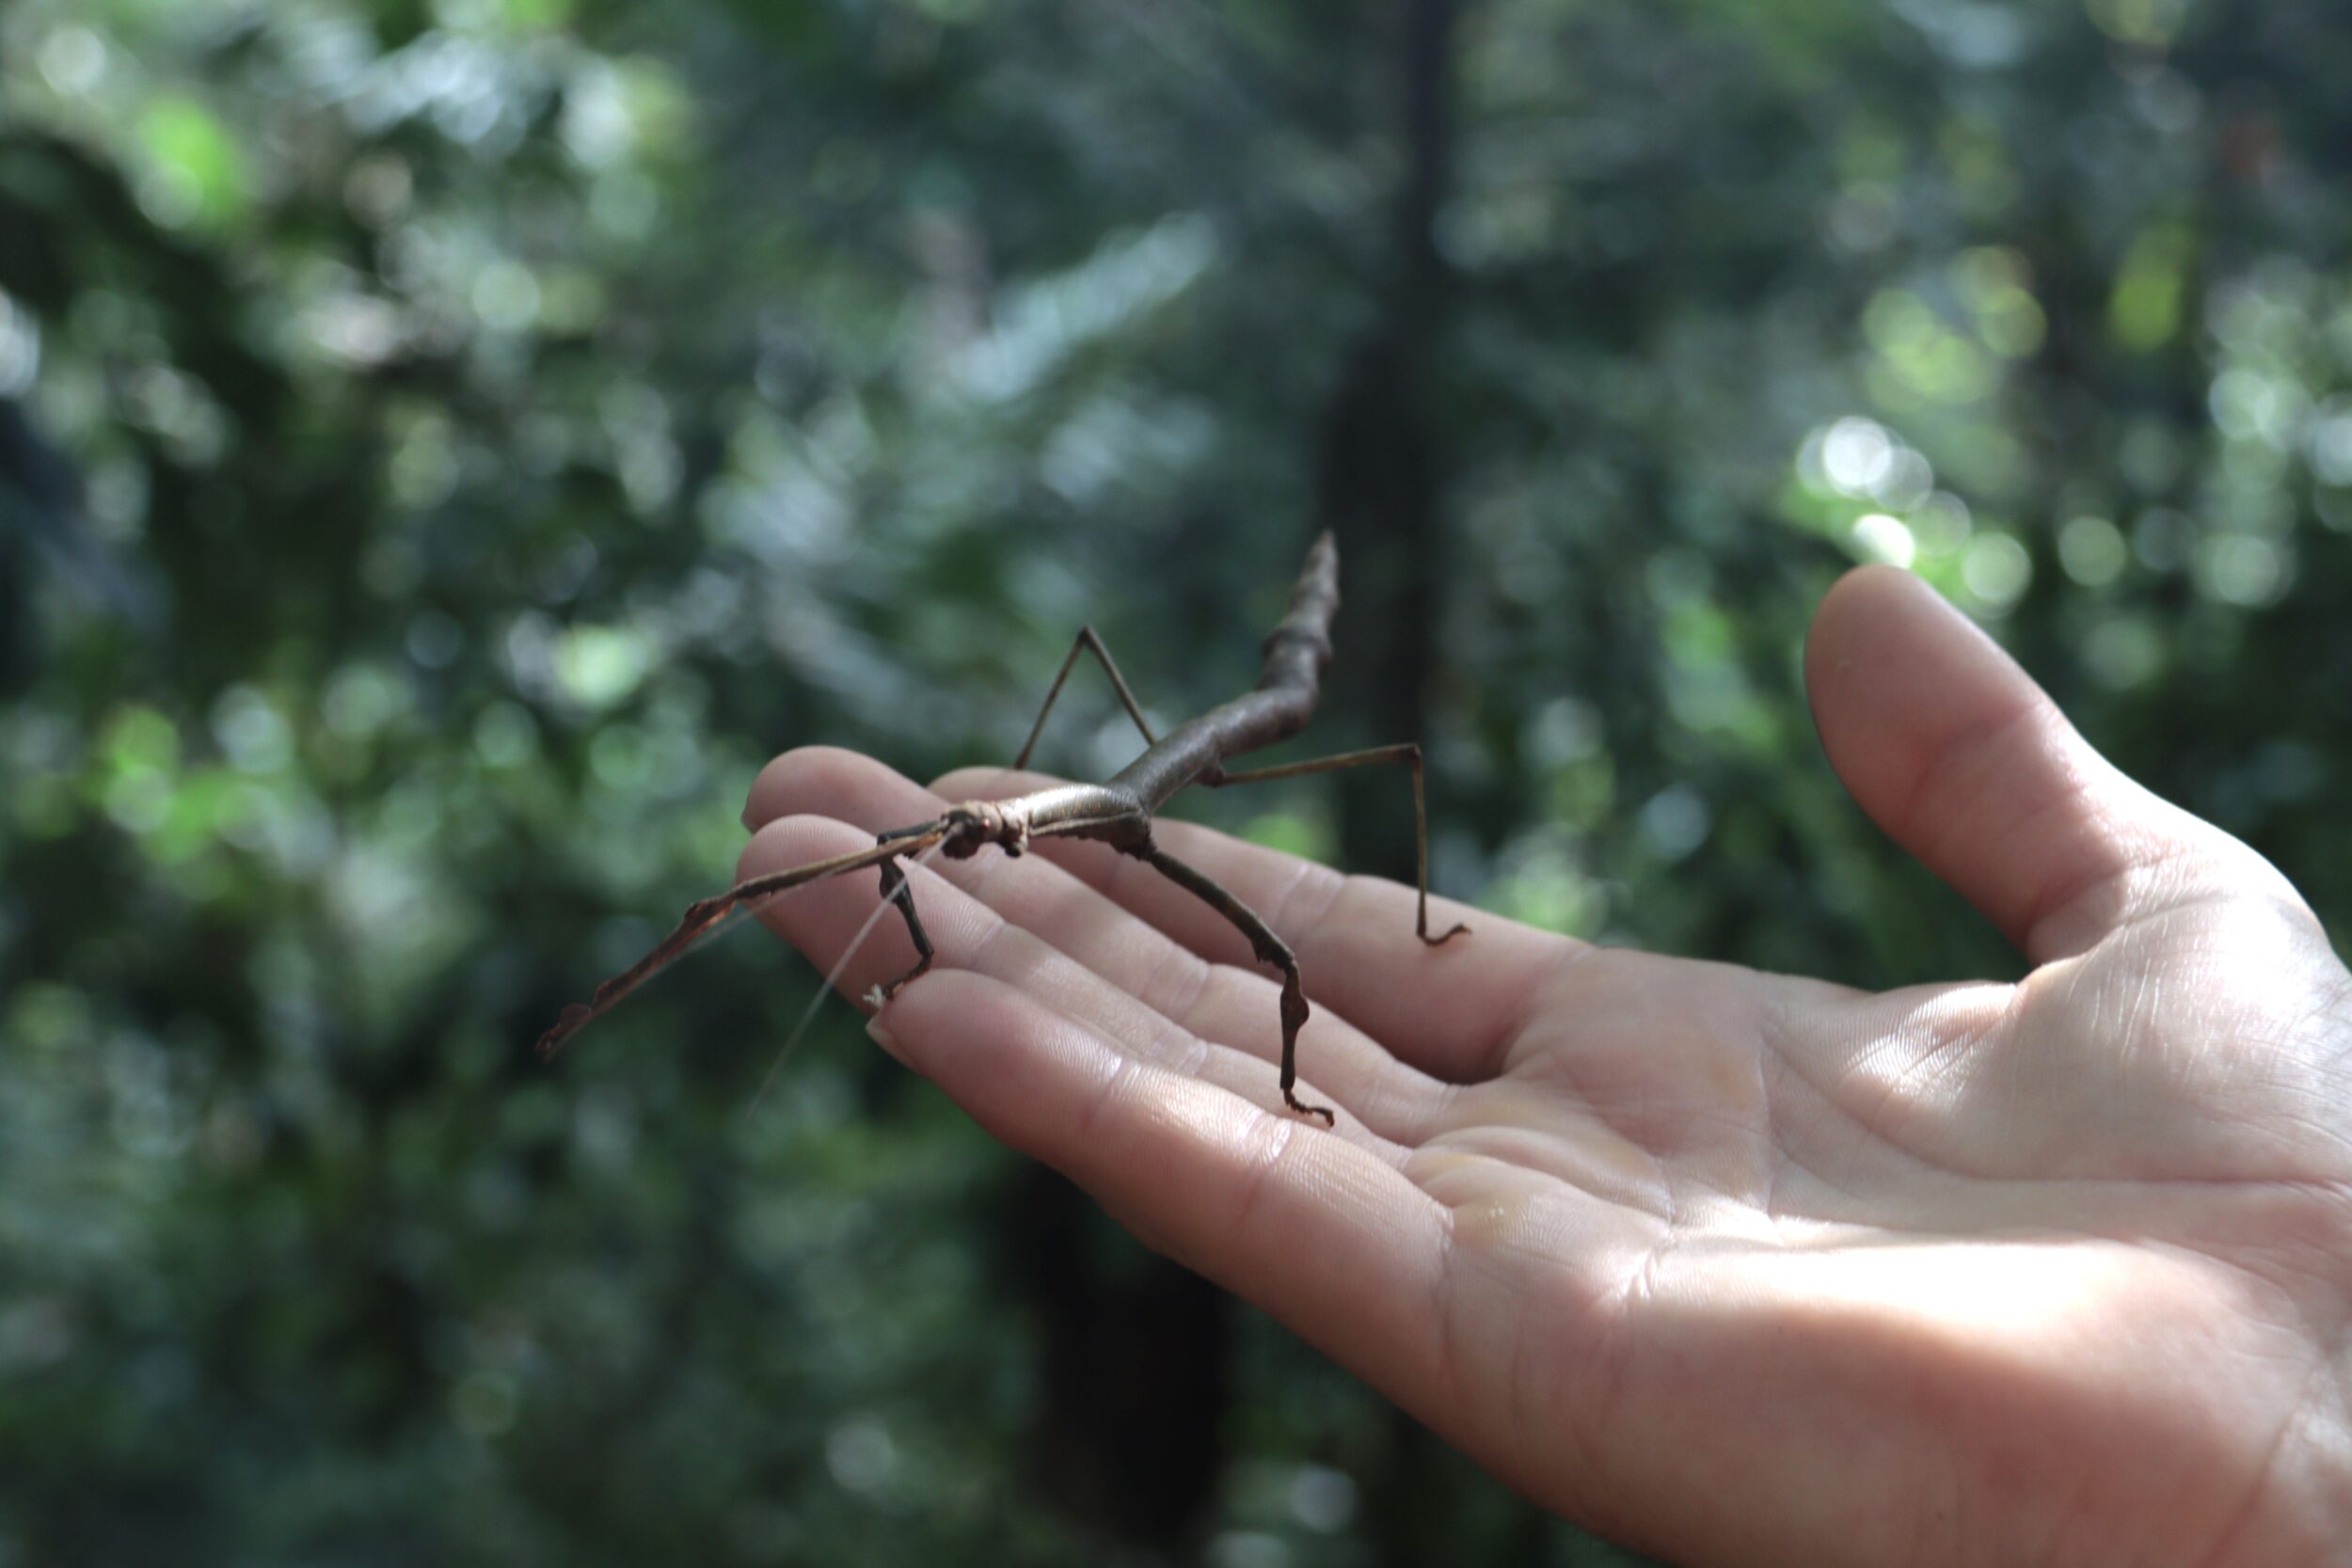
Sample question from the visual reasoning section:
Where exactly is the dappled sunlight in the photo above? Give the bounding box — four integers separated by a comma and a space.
8, 0, 2352, 1559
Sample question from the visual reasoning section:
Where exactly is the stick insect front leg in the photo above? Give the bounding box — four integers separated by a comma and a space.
1206, 743, 1470, 945
872, 821, 945, 1004
1015, 626, 1156, 770
540, 829, 948, 1059
1138, 844, 1334, 1126
906, 629, 1149, 987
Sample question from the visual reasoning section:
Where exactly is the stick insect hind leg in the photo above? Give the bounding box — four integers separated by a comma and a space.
1205, 742, 1471, 946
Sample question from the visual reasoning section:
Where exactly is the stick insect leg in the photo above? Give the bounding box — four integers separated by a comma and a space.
540, 827, 947, 1058
1015, 626, 1156, 771
873, 823, 941, 1002
1137, 845, 1334, 1127
1206, 743, 1470, 946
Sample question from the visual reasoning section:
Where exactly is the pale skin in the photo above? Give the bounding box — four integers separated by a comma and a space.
737, 565, 2352, 1566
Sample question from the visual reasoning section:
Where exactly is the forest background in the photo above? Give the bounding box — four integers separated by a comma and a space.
6, 0, 2352, 1562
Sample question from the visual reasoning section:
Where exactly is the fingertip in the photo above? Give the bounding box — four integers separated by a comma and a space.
1805, 566, 2006, 718
736, 811, 813, 879
734, 817, 776, 883
742, 745, 878, 832
1795, 562, 2253, 960
744, 746, 949, 840
1804, 564, 2039, 813
733, 813, 869, 913
728, 814, 993, 1003
864, 1010, 913, 1069
1803, 564, 1899, 695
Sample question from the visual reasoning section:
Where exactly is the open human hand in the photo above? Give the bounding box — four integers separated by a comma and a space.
738, 566, 2352, 1567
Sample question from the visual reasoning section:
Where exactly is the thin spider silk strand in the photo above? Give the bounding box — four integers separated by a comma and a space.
745, 838, 949, 1118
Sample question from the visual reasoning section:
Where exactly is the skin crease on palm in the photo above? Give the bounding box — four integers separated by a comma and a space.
736, 564, 2352, 1566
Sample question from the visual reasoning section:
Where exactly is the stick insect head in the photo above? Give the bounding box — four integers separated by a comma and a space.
938, 799, 1031, 859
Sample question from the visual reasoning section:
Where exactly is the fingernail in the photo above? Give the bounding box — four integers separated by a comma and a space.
866, 1014, 910, 1069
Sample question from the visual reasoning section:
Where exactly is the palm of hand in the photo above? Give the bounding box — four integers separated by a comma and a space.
1426, 890, 2351, 1564
739, 569, 2352, 1567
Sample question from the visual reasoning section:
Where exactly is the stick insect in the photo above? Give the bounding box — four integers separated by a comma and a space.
538, 532, 1468, 1125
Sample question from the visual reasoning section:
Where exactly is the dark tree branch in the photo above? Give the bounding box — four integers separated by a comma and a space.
539, 532, 1467, 1125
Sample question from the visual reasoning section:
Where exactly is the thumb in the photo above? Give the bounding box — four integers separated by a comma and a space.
1803, 565, 2290, 964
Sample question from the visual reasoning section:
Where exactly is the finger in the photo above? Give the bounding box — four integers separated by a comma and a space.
735, 804, 1447, 1145
931, 764, 1574, 1083
743, 744, 939, 835
867, 966, 1457, 1419
1803, 565, 2301, 964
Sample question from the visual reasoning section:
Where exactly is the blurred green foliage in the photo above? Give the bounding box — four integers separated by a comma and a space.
4, 0, 2351, 1562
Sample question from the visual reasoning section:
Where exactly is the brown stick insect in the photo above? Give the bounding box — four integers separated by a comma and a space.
538, 532, 1468, 1124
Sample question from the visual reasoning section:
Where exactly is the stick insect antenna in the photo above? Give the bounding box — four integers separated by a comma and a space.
537, 828, 949, 1060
